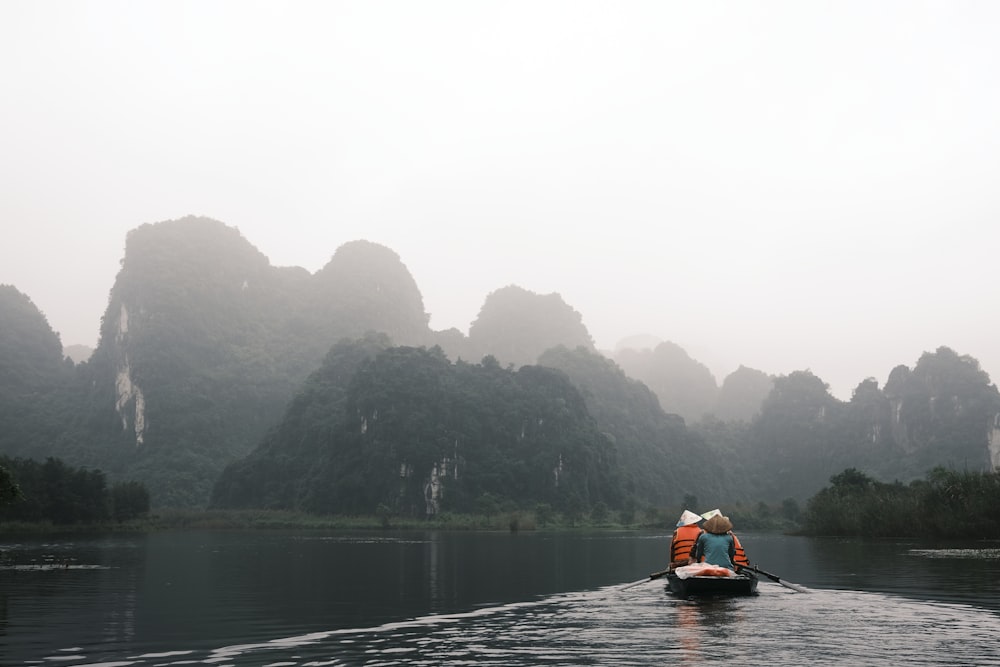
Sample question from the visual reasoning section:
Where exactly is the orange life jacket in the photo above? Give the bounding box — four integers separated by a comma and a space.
670, 524, 702, 565
732, 532, 749, 568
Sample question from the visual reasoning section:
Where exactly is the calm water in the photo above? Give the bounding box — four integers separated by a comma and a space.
2, 529, 1000, 666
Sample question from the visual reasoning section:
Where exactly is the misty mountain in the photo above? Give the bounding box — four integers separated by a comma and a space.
64, 345, 94, 364
536, 345, 733, 506
80, 217, 445, 506
465, 285, 595, 368
2, 217, 613, 507
738, 348, 1000, 500
212, 337, 622, 515
612, 340, 774, 424
881, 348, 1000, 476
613, 341, 720, 423
714, 365, 775, 422
0, 285, 80, 466
0, 285, 71, 395
3, 216, 999, 510
312, 239, 433, 350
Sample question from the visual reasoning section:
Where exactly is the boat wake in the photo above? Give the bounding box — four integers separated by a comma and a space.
31, 583, 1000, 666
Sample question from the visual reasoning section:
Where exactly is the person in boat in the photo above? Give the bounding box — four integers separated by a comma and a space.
700, 508, 750, 569
693, 513, 737, 570
667, 510, 704, 570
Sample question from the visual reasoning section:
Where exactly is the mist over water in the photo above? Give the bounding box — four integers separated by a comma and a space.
3, 530, 999, 666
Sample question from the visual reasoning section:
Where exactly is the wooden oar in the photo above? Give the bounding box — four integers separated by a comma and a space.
620, 568, 669, 590
745, 565, 810, 593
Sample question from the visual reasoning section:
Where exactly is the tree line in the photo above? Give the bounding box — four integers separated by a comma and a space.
801, 466, 1000, 538
0, 456, 150, 524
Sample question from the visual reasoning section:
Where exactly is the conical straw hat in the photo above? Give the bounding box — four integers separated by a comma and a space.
676, 510, 702, 526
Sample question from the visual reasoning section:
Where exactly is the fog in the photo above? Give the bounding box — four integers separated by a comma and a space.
2, 1, 999, 400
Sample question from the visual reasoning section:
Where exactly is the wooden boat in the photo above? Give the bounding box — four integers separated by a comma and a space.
665, 570, 758, 597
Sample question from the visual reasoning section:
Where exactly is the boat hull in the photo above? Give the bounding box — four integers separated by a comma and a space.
665, 572, 758, 597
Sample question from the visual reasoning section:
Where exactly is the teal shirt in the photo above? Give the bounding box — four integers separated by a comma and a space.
694, 532, 736, 569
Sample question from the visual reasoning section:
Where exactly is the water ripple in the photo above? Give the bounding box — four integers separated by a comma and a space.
44, 582, 998, 666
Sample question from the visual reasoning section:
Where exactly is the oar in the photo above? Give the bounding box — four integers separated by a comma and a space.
620, 568, 669, 591
745, 565, 810, 593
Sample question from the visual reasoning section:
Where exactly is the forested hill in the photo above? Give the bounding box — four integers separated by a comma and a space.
0, 216, 604, 507
212, 337, 622, 515
0, 285, 77, 464
81, 217, 445, 506
214, 341, 1000, 517
2, 216, 999, 511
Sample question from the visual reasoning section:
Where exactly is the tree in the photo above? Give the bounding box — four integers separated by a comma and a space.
111, 481, 150, 522
0, 464, 22, 508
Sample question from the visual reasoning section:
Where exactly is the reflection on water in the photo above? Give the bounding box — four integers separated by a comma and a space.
24, 582, 997, 666
910, 547, 1000, 559
3, 530, 1000, 666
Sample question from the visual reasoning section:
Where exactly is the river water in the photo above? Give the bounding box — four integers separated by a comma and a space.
2, 529, 999, 666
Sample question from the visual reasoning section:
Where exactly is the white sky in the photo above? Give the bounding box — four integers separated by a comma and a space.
2, 1, 999, 400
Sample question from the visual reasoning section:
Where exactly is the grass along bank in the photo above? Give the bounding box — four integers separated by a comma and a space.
0, 500, 803, 534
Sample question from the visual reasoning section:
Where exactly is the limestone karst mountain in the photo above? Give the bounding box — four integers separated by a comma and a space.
466, 285, 595, 368
613, 340, 719, 423
2, 216, 999, 510
212, 337, 623, 516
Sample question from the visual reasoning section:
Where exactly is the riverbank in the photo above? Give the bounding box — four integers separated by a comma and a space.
0, 508, 623, 533
0, 505, 802, 535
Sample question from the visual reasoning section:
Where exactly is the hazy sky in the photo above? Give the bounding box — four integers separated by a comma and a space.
3, 1, 999, 400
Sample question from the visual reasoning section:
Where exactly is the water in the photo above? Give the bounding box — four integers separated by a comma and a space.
2, 529, 1000, 666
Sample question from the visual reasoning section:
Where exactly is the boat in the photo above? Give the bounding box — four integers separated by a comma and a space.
664, 569, 758, 597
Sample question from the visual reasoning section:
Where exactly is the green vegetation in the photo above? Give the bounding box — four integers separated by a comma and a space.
0, 499, 802, 535
801, 467, 1000, 538
0, 464, 22, 507
0, 456, 149, 525
212, 341, 623, 517
538, 345, 728, 506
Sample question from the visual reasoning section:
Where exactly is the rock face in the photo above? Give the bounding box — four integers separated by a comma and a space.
990, 416, 1000, 471
112, 304, 146, 444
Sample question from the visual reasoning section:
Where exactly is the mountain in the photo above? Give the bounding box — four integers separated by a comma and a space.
212, 338, 622, 516
312, 239, 433, 350
713, 366, 774, 422
63, 345, 93, 364
15, 217, 441, 506
466, 285, 594, 367
537, 345, 734, 506
4, 216, 999, 511
4, 217, 609, 508
0, 285, 77, 461
881, 347, 1000, 476
613, 341, 720, 422
738, 347, 1000, 501
0, 285, 69, 395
